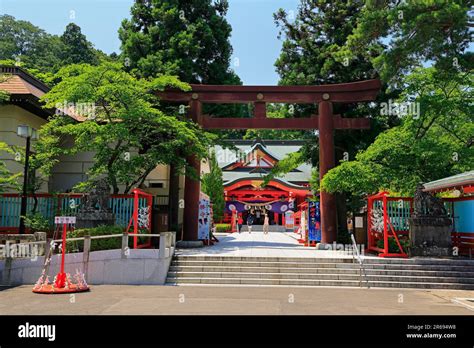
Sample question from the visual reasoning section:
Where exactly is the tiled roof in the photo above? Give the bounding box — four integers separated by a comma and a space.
0, 66, 86, 121
215, 140, 312, 184
0, 74, 46, 98
424, 171, 474, 192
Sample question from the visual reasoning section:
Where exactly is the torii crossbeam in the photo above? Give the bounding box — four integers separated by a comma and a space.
159, 79, 381, 243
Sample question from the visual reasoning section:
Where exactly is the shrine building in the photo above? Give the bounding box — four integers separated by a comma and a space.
215, 139, 313, 226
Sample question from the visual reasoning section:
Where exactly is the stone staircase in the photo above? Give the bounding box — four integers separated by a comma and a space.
166, 255, 474, 289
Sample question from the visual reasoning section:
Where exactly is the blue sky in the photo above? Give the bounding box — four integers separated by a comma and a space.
1, 0, 300, 85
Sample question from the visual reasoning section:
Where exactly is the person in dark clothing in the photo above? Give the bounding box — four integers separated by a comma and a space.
247, 212, 255, 234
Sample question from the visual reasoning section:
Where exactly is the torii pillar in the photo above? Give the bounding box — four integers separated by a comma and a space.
318, 100, 337, 243
182, 99, 202, 241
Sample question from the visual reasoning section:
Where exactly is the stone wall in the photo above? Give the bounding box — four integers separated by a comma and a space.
0, 247, 175, 286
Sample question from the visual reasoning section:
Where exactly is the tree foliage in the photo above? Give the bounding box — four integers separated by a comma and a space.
342, 0, 473, 83
322, 68, 473, 195
0, 142, 21, 192
0, 15, 107, 79
119, 0, 239, 85
271, 0, 399, 167
36, 62, 217, 193
201, 150, 225, 221
60, 23, 99, 66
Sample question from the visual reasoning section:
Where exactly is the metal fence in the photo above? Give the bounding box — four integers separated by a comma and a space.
0, 193, 151, 232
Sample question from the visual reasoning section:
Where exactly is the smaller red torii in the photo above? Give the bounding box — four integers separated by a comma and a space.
158, 79, 381, 243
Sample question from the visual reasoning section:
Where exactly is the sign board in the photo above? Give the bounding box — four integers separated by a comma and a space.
285, 211, 294, 229
198, 198, 210, 240
355, 216, 364, 229
55, 216, 76, 224
300, 210, 306, 240
308, 201, 321, 242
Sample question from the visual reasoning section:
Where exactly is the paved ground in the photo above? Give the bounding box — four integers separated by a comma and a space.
180, 231, 376, 258
0, 284, 473, 315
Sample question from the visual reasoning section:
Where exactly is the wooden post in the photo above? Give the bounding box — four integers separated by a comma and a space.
182, 100, 202, 241
319, 100, 337, 243
83, 235, 91, 282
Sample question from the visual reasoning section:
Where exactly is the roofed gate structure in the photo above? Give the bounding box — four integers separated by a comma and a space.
216, 139, 312, 227
159, 79, 381, 243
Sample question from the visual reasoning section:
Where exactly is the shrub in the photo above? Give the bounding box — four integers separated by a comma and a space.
215, 223, 231, 233
376, 236, 410, 253
24, 213, 52, 232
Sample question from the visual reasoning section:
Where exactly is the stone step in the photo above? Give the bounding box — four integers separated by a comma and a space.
169, 265, 474, 277
173, 255, 474, 266
171, 260, 474, 272
167, 271, 474, 284
165, 277, 474, 290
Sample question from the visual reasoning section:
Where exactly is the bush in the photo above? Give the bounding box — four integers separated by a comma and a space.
376, 236, 410, 253
24, 213, 51, 232
66, 225, 126, 252
215, 223, 231, 233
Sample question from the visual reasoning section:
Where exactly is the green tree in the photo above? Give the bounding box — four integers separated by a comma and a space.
0, 15, 64, 74
342, 0, 472, 83
272, 0, 399, 235
0, 15, 109, 79
119, 0, 239, 85
201, 150, 225, 221
0, 142, 21, 192
36, 62, 216, 194
60, 23, 99, 66
119, 0, 246, 228
321, 67, 473, 196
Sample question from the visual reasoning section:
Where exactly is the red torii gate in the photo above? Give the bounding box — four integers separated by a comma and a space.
159, 79, 381, 243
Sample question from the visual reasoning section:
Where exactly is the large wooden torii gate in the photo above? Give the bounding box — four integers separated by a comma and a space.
159, 79, 381, 243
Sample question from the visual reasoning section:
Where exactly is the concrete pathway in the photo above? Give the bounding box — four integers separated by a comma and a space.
0, 285, 472, 315
178, 231, 376, 259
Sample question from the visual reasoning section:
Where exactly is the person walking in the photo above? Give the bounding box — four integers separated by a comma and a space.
246, 212, 254, 234
237, 214, 243, 233
263, 213, 269, 235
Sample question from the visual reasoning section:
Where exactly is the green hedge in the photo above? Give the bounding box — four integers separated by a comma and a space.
215, 223, 231, 233
65, 225, 149, 252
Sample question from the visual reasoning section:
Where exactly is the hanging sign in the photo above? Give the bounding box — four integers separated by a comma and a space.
198, 198, 211, 240
308, 201, 321, 242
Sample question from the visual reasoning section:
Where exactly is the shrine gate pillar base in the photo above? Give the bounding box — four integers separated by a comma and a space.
319, 100, 337, 243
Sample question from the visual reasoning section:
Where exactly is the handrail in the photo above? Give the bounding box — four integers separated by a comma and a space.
1, 232, 162, 245
52, 233, 160, 243
350, 233, 370, 289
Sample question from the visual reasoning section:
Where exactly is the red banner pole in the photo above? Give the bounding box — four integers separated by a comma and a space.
383, 194, 389, 256
54, 222, 67, 288
133, 189, 139, 249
